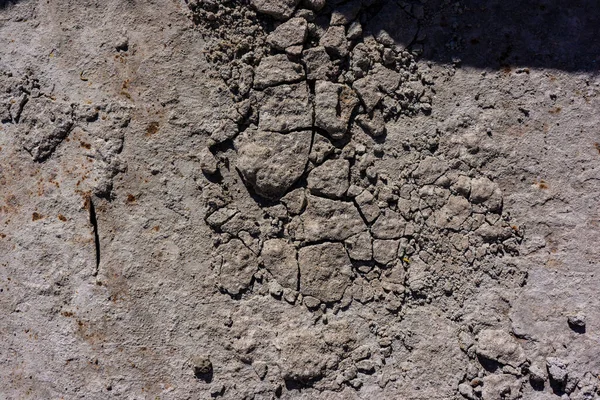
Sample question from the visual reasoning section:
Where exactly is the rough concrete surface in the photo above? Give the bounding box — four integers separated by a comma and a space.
1, 0, 599, 399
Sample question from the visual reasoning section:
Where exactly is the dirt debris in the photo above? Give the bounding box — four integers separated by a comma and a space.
189, 0, 545, 397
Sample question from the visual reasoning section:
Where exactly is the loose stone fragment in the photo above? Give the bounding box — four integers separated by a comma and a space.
546, 357, 568, 387
470, 177, 498, 203
458, 383, 475, 400
476, 330, 527, 368
371, 209, 406, 239
481, 374, 522, 400
236, 129, 311, 199
352, 77, 382, 113
375, 63, 402, 88
267, 17, 308, 50
347, 184, 363, 198
352, 65, 401, 112
433, 195, 471, 230
285, 44, 304, 57
210, 383, 225, 397
115, 36, 129, 52
302, 0, 326, 11
452, 175, 472, 197
218, 239, 258, 295
261, 239, 299, 290
199, 147, 219, 175
264, 204, 288, 219
302, 46, 336, 81
309, 133, 334, 165
283, 288, 298, 304
352, 345, 371, 362
206, 207, 237, 229
346, 21, 363, 40
567, 312, 586, 332
406, 257, 430, 293
269, 280, 284, 297
354, 190, 381, 223
528, 364, 547, 386
255, 82, 313, 132
289, 194, 366, 242
468, 177, 503, 212
413, 156, 449, 185
373, 239, 399, 265
351, 43, 374, 74
209, 117, 239, 144
253, 55, 304, 89
345, 231, 373, 261
221, 213, 260, 237
251, 0, 300, 19
320, 25, 349, 58
380, 263, 405, 294
253, 361, 268, 380
293, 8, 314, 21
356, 109, 386, 137
281, 188, 307, 215
298, 242, 353, 302
314, 81, 358, 139
355, 359, 375, 374
192, 355, 213, 381
303, 295, 321, 309
330, 0, 361, 25
475, 223, 512, 243
307, 158, 350, 199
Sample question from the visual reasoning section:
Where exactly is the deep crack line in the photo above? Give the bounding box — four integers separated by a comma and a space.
87, 196, 101, 276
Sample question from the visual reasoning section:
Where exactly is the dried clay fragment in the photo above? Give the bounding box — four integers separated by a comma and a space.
314, 80, 358, 139
289, 194, 366, 242
251, 0, 300, 20
236, 129, 311, 199
298, 242, 353, 303
267, 17, 308, 50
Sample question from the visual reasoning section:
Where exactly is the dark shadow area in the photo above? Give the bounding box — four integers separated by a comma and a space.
194, 369, 213, 383
568, 320, 586, 334
284, 377, 321, 392
476, 354, 502, 373
530, 376, 545, 391
368, 0, 600, 72
0, 0, 19, 9
549, 378, 566, 396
